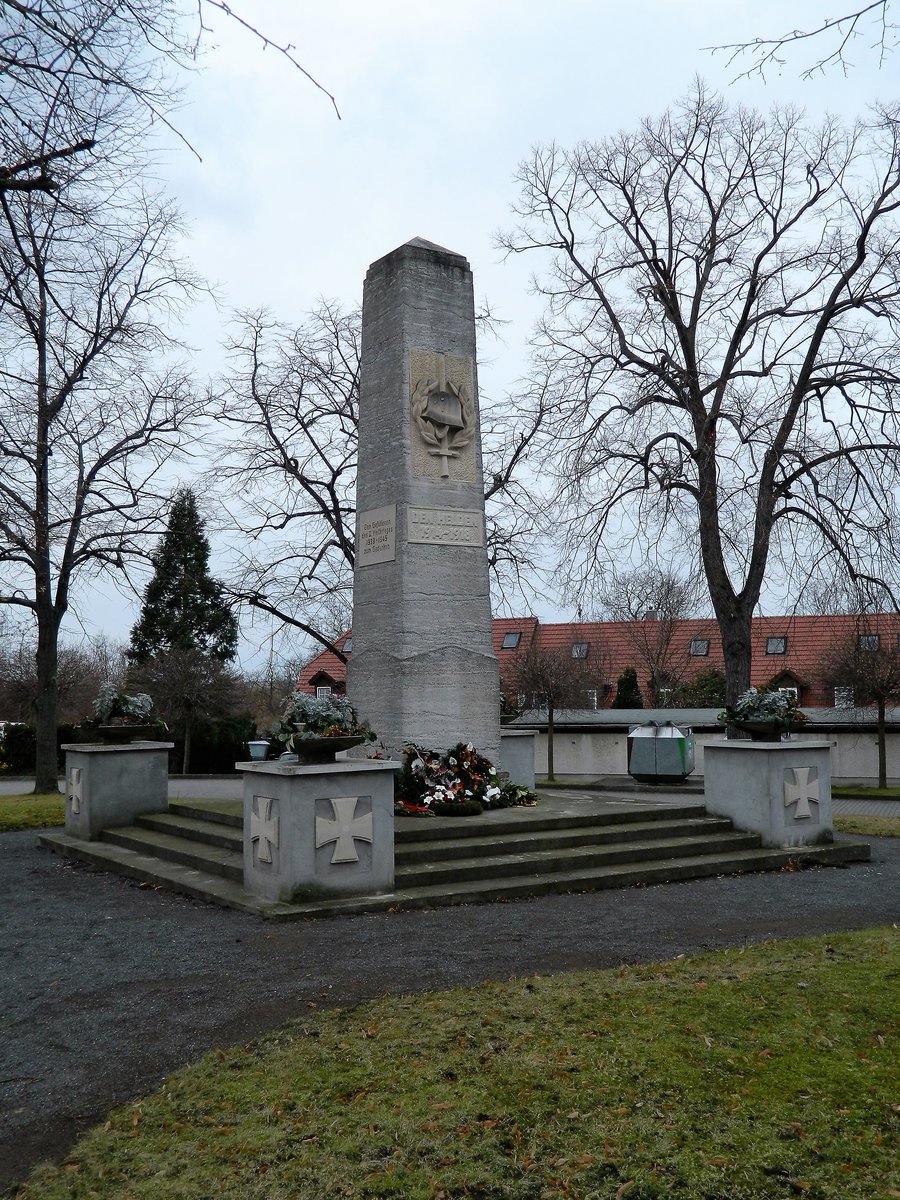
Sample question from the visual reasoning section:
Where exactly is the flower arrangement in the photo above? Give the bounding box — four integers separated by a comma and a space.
396, 742, 538, 816
269, 692, 375, 753
718, 687, 807, 730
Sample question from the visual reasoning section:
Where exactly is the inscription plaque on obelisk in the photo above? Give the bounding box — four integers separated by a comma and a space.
347, 238, 500, 763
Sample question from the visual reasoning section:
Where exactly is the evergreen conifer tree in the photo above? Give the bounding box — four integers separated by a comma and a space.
127, 489, 239, 772
611, 667, 643, 709
128, 489, 238, 665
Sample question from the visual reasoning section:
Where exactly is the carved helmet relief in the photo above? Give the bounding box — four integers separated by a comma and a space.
409, 349, 476, 481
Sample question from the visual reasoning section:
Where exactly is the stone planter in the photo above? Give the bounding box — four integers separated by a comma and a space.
292, 735, 366, 762
237, 758, 400, 903
730, 718, 806, 742
704, 739, 833, 848
75, 723, 158, 744
62, 740, 174, 839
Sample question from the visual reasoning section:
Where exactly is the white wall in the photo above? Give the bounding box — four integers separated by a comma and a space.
533, 726, 900, 785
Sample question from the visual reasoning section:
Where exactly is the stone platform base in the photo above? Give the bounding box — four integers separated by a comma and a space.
38, 794, 869, 920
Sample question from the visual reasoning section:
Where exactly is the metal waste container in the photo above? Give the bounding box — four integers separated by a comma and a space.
627, 721, 695, 784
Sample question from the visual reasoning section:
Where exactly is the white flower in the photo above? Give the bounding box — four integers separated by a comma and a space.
466, 743, 474, 752
485, 786, 501, 800
449, 757, 457, 766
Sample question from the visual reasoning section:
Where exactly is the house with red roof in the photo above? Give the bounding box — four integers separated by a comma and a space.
296, 613, 900, 709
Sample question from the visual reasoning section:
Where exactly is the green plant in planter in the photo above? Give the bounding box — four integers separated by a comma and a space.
268, 693, 375, 753
77, 684, 167, 741
718, 686, 807, 737
81, 683, 165, 729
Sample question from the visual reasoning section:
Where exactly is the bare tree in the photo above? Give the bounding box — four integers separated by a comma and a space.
595, 568, 703, 703
0, 135, 204, 789
822, 626, 900, 786
238, 645, 311, 734
128, 647, 238, 773
709, 3, 898, 79
503, 86, 900, 711
1, 0, 337, 196
211, 303, 550, 655
514, 644, 597, 781
0, 633, 126, 723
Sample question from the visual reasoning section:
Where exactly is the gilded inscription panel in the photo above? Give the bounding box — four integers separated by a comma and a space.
409, 349, 477, 482
407, 506, 484, 547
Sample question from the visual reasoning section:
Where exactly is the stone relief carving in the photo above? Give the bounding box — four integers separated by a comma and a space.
250, 795, 279, 864
67, 767, 82, 816
784, 767, 820, 820
409, 349, 476, 481
315, 795, 373, 865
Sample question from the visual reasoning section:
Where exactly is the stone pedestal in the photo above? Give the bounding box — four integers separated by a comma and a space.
499, 730, 536, 789
238, 759, 400, 904
348, 238, 500, 764
61, 741, 173, 840
704, 740, 833, 848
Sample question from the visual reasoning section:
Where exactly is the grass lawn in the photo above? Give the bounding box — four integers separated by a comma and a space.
0, 792, 64, 831
833, 814, 900, 838
15, 929, 898, 1200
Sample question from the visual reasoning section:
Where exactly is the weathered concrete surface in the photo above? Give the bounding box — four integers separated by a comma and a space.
61, 743, 173, 839
348, 238, 500, 763
705, 740, 833, 848
240, 759, 398, 902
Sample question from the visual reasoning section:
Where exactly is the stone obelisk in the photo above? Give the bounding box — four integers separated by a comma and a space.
347, 238, 500, 763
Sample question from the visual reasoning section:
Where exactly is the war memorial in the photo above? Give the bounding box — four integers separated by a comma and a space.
40, 240, 868, 914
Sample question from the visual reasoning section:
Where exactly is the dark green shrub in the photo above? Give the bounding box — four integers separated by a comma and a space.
611, 667, 643, 708
0, 722, 35, 773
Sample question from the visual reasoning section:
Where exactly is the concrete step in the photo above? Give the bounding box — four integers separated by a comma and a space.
101, 824, 243, 882
394, 816, 737, 865
135, 810, 243, 852
383, 841, 872, 913
37, 829, 871, 921
395, 831, 763, 888
38, 831, 299, 918
394, 803, 708, 843
168, 799, 243, 828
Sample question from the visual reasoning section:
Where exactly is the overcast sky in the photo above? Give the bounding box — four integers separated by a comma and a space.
65, 0, 895, 663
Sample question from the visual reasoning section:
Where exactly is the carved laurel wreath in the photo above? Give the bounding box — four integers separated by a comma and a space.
410, 377, 475, 454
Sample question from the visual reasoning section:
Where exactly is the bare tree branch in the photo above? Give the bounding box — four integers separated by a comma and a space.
707, 2, 897, 79
209, 302, 552, 648
502, 85, 900, 707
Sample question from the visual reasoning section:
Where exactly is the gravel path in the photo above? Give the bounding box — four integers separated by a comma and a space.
1, 825, 898, 1193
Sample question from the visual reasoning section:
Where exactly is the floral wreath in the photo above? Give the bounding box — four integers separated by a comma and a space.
396, 741, 537, 816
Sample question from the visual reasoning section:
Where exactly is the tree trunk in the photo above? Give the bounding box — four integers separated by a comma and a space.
713, 608, 754, 711
877, 698, 887, 789
547, 702, 555, 782
182, 710, 192, 775
33, 616, 60, 793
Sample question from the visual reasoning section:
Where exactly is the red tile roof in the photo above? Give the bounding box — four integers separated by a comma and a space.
295, 614, 900, 707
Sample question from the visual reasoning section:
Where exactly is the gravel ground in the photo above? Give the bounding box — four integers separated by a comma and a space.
1, 826, 898, 1193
